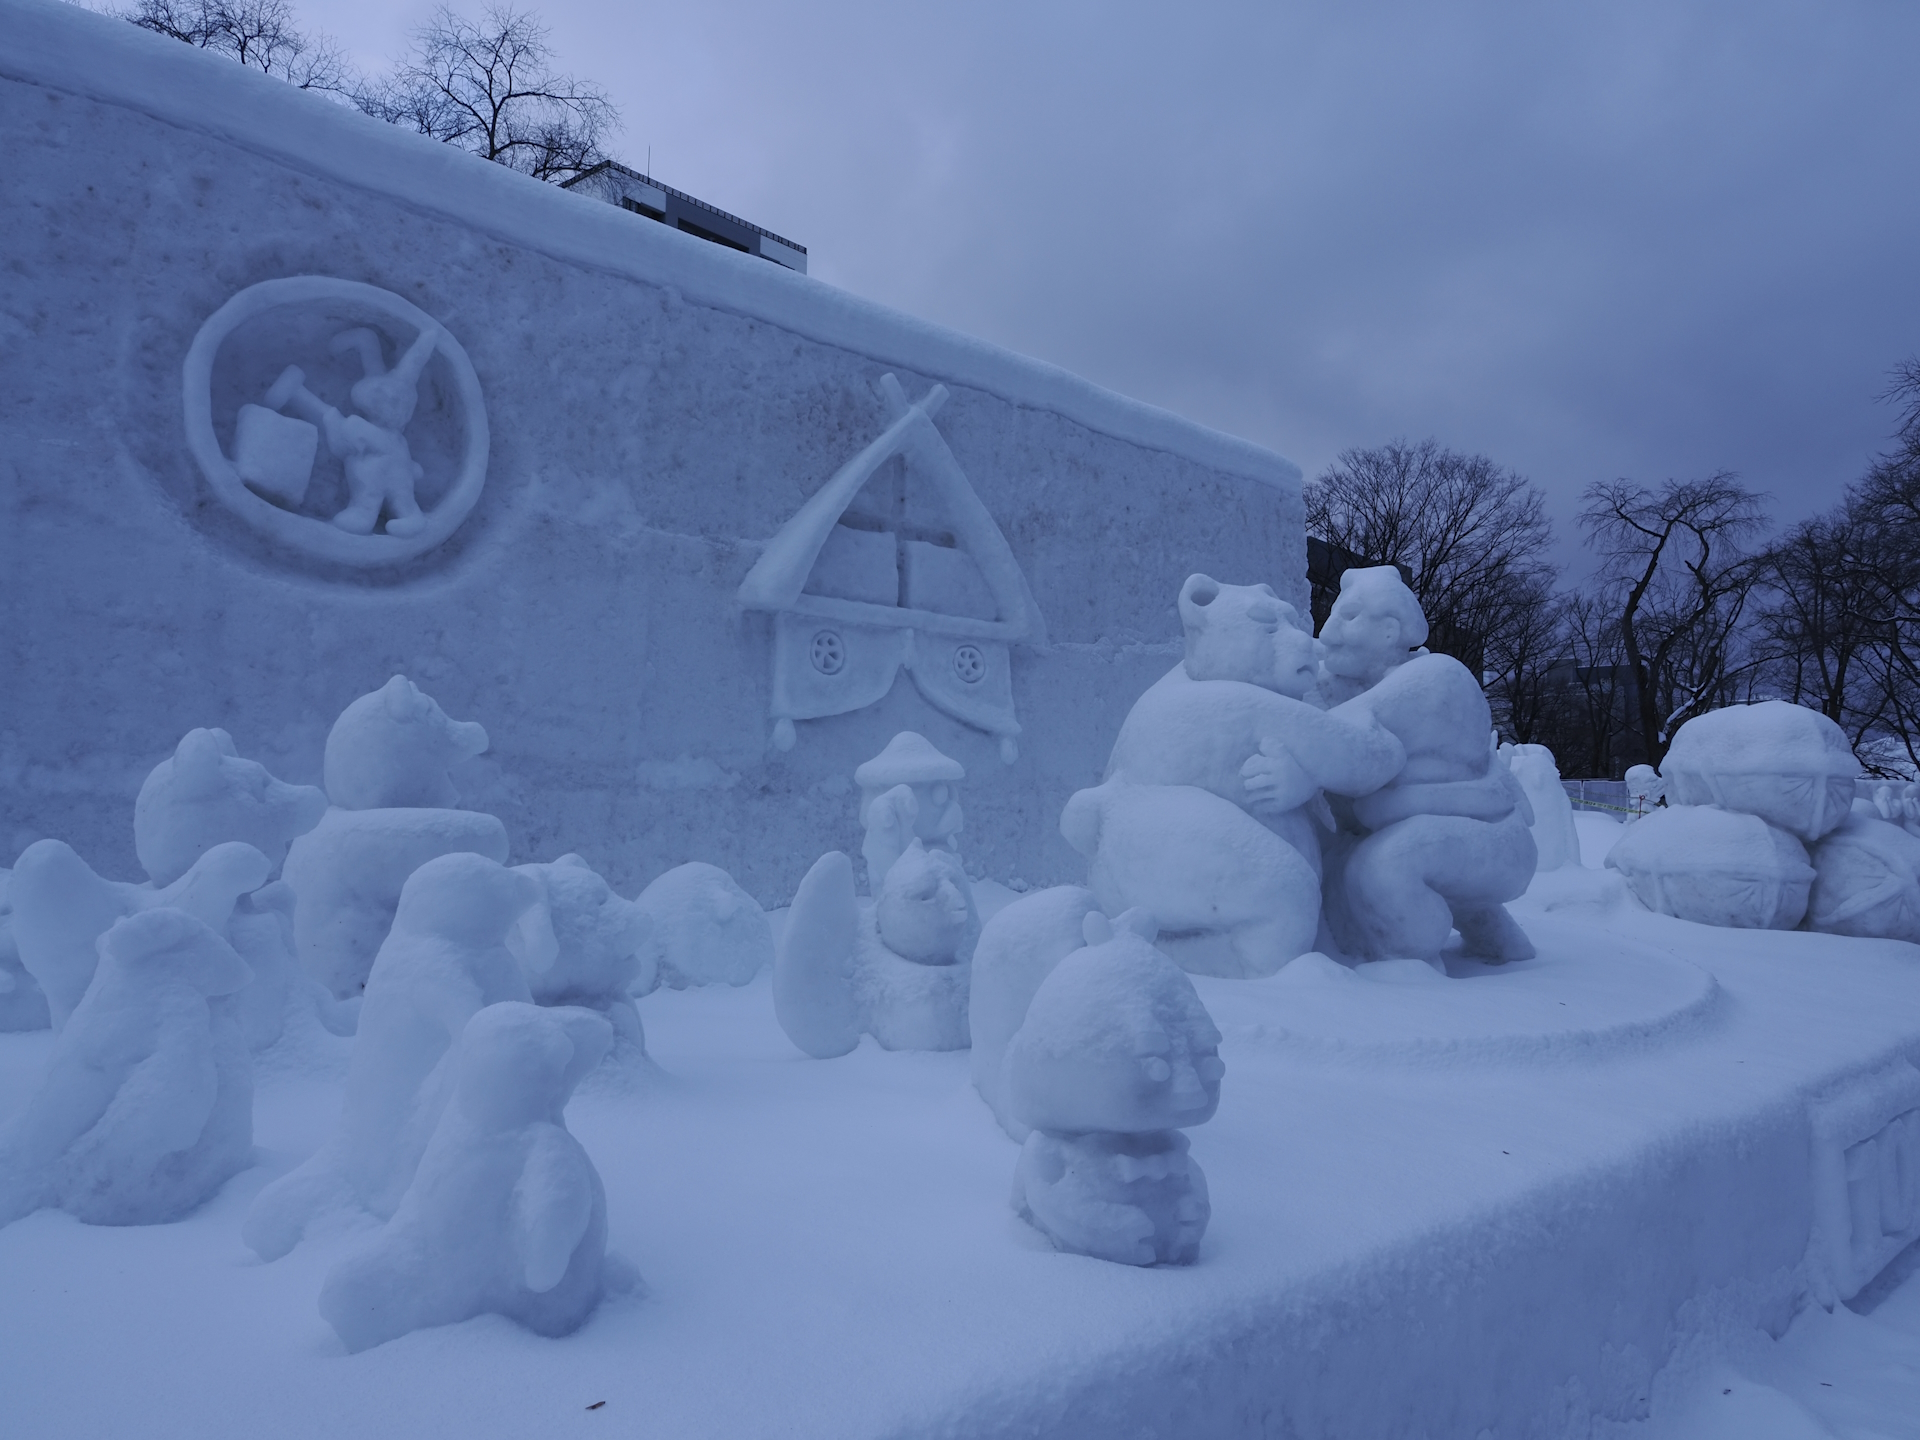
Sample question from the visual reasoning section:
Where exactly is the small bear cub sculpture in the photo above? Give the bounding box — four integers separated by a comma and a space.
1003, 909, 1224, 1266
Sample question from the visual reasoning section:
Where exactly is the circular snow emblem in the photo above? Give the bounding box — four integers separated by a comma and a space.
952, 644, 986, 685
182, 277, 489, 568
810, 630, 847, 675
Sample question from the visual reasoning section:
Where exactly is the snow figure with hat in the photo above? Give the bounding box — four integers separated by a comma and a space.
775, 733, 977, 1056
1002, 909, 1222, 1266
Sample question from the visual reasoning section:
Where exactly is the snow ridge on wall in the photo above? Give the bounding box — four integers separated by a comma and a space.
0, 0, 1300, 497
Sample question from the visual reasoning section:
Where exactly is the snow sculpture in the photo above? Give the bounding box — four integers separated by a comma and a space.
735, 373, 1046, 760
1063, 575, 1402, 978
0, 869, 52, 1032
243, 854, 552, 1260
1004, 911, 1222, 1266
1302, 567, 1537, 963
634, 863, 772, 989
1806, 814, 1920, 942
134, 728, 327, 888
773, 852, 865, 1058
182, 276, 489, 567
318, 1002, 621, 1352
1500, 743, 1581, 872
1606, 805, 1815, 930
969, 885, 1100, 1141
0, 909, 253, 1228
854, 732, 965, 892
516, 854, 653, 1055
11, 838, 270, 1030
282, 678, 507, 997
1660, 701, 1860, 843
1624, 765, 1666, 816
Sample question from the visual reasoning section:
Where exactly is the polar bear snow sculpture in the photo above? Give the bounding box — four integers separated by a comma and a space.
1004, 910, 1222, 1266
134, 728, 327, 888
283, 678, 506, 997
1293, 567, 1538, 963
1062, 575, 1403, 978
319, 1002, 625, 1352
0, 909, 253, 1228
243, 854, 554, 1260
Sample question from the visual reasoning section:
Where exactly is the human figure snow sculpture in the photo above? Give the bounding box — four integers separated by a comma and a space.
11, 839, 270, 1030
0, 870, 51, 1032
318, 1002, 623, 1352
243, 854, 553, 1260
0, 909, 253, 1228
1268, 566, 1537, 963
634, 863, 773, 989
1499, 742, 1581, 872
256, 322, 442, 536
516, 854, 653, 1057
1003, 910, 1222, 1266
282, 677, 507, 998
1062, 575, 1403, 978
968, 885, 1101, 1141
775, 735, 979, 1056
854, 733, 966, 893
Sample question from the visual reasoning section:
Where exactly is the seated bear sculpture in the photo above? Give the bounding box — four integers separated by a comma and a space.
1062, 574, 1402, 978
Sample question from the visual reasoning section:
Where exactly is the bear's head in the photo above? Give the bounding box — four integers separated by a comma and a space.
323, 676, 489, 811
515, 854, 651, 1001
134, 729, 328, 887
1177, 575, 1317, 698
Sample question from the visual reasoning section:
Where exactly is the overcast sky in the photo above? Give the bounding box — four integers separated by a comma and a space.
299, 0, 1920, 555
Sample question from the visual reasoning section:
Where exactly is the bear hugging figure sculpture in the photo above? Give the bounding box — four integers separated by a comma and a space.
1061, 574, 1404, 978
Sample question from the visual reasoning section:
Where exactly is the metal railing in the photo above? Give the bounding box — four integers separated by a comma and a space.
564, 161, 807, 255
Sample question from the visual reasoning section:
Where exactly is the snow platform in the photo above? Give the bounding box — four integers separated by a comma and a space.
5, 866, 1920, 1438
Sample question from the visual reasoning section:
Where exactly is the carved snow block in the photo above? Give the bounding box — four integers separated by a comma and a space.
1807, 1059, 1920, 1303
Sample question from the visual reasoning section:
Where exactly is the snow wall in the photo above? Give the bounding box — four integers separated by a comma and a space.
0, 0, 1305, 902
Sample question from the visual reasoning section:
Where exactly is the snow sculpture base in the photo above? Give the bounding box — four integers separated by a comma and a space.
10, 857, 1920, 1439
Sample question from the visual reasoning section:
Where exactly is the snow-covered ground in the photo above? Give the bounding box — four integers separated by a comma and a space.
5, 824, 1920, 1439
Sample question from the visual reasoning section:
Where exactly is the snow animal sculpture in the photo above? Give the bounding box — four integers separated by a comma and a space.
1003, 910, 1222, 1266
1606, 805, 1815, 930
515, 854, 653, 1056
775, 843, 977, 1057
0, 909, 253, 1228
243, 854, 554, 1260
969, 885, 1101, 1141
1062, 575, 1403, 978
319, 1002, 623, 1353
10, 838, 270, 1030
1276, 566, 1537, 963
1499, 743, 1582, 873
283, 677, 507, 997
854, 733, 966, 893
258, 321, 442, 536
134, 728, 328, 888
634, 862, 773, 989
0, 870, 52, 1032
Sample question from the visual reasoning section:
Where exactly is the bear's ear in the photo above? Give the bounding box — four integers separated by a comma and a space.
171, 728, 230, 795
380, 674, 427, 722
1178, 574, 1221, 630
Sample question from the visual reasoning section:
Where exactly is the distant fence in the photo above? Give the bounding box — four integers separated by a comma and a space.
1561, 779, 1635, 815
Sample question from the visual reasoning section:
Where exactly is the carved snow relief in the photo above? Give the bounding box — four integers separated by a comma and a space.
183, 277, 489, 567
737, 374, 1046, 761
1808, 1061, 1920, 1303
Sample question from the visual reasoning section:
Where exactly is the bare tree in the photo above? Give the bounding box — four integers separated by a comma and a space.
354, 6, 617, 183
1306, 438, 1556, 677
123, 0, 352, 92
1578, 474, 1768, 765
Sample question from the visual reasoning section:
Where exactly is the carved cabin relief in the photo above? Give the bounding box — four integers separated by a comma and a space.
737, 375, 1047, 761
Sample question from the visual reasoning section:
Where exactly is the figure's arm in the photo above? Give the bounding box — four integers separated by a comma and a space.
1243, 697, 1405, 808
512, 1124, 596, 1293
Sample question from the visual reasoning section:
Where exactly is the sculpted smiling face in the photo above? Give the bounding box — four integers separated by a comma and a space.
1318, 566, 1429, 691
1178, 574, 1318, 698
